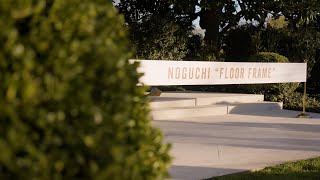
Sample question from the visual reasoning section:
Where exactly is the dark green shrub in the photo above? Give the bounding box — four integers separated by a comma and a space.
309, 50, 320, 94
244, 52, 300, 95
248, 52, 289, 63
224, 28, 253, 61
130, 16, 189, 60
0, 1, 170, 179
185, 35, 221, 61
261, 27, 320, 76
267, 92, 320, 113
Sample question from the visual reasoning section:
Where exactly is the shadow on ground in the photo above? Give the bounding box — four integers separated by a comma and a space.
170, 165, 246, 180
156, 120, 320, 152
211, 168, 320, 180
228, 108, 320, 119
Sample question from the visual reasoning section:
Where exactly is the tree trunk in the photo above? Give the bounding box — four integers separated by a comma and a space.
200, 7, 220, 47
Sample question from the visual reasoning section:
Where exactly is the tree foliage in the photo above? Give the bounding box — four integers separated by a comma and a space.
117, 0, 320, 60
0, 0, 171, 179
129, 15, 189, 60
117, 0, 191, 60
116, 0, 320, 111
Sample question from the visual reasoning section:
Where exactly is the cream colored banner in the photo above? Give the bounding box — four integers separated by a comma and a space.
131, 60, 307, 86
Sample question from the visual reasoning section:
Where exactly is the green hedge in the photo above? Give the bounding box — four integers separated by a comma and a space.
248, 52, 289, 63
130, 16, 189, 60
267, 92, 320, 113
0, 1, 170, 179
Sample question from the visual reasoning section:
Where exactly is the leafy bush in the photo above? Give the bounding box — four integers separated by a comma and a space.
185, 35, 219, 61
261, 27, 320, 76
267, 16, 289, 30
0, 1, 170, 179
244, 52, 300, 95
223, 25, 261, 61
130, 16, 189, 60
308, 50, 320, 93
248, 52, 289, 63
267, 92, 320, 113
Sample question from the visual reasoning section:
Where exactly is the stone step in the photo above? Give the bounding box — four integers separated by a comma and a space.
196, 94, 264, 106
151, 102, 283, 120
149, 97, 196, 109
152, 105, 228, 120
149, 92, 283, 120
150, 92, 264, 109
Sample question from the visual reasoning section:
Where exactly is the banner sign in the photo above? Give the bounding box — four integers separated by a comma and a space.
131, 60, 307, 86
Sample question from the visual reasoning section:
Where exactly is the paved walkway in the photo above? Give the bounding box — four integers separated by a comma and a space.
154, 110, 320, 180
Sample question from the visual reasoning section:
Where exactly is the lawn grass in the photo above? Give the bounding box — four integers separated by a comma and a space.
211, 157, 320, 180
